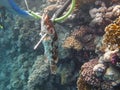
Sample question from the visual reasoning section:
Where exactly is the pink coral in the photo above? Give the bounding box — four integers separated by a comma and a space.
80, 59, 100, 87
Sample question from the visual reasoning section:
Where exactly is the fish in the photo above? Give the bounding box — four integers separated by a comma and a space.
0, 0, 31, 17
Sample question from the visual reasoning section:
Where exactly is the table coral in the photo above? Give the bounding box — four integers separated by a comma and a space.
102, 16, 120, 50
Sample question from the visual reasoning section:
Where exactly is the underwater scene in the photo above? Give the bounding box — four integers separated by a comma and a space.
0, 0, 120, 90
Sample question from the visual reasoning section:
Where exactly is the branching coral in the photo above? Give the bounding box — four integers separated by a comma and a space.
102, 16, 120, 50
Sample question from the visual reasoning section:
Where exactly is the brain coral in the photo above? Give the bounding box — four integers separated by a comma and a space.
102, 16, 120, 50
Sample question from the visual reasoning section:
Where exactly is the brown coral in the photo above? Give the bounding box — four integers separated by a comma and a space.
102, 16, 120, 50
77, 77, 91, 90
71, 26, 96, 50
79, 59, 100, 87
71, 26, 88, 37
63, 26, 96, 51
62, 36, 83, 50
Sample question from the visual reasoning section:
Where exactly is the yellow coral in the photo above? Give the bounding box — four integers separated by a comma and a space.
102, 16, 120, 50
105, 23, 120, 31
62, 36, 83, 50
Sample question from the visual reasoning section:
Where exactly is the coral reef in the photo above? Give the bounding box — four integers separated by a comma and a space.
63, 26, 96, 51
1, 0, 120, 90
102, 16, 120, 50
77, 57, 120, 90
89, 0, 120, 36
